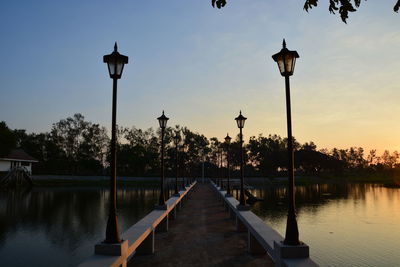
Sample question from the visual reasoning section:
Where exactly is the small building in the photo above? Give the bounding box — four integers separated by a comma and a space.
0, 149, 38, 175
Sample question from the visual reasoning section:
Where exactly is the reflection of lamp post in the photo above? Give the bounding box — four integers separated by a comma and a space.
173, 133, 180, 196
103, 43, 128, 244
224, 133, 232, 197
157, 111, 169, 208
272, 39, 300, 246
235, 111, 248, 210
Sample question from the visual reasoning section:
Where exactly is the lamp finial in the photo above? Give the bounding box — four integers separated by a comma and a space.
114, 42, 118, 52
282, 39, 286, 49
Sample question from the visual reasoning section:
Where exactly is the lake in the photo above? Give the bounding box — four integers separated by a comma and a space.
0, 182, 399, 266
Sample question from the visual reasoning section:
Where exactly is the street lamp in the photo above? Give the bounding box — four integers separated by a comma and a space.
102, 43, 128, 244
224, 133, 232, 197
235, 111, 248, 210
157, 111, 169, 209
218, 146, 223, 189
173, 132, 180, 196
272, 39, 300, 246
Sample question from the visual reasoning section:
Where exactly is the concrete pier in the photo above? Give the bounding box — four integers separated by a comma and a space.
129, 183, 274, 266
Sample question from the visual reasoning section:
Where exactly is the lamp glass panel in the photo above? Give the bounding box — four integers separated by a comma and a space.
108, 61, 116, 76
158, 118, 168, 128
284, 55, 295, 74
291, 57, 297, 74
276, 55, 285, 74
116, 61, 124, 76
236, 118, 245, 128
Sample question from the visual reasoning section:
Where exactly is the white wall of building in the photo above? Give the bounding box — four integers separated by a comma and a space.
0, 160, 11, 172
0, 160, 32, 174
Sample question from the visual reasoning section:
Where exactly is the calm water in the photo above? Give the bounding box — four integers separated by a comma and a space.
0, 186, 161, 267
0, 183, 399, 266
248, 184, 400, 266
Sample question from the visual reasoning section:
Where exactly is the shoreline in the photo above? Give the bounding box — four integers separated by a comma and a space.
27, 175, 400, 188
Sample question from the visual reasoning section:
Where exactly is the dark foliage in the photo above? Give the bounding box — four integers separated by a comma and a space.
1, 115, 399, 178
0, 122, 16, 157
212, 0, 400, 23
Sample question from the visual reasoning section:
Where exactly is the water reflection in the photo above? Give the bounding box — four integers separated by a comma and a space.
245, 183, 400, 266
0, 183, 399, 267
0, 186, 160, 267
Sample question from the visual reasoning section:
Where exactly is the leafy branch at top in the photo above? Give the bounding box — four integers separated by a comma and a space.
212, 0, 400, 23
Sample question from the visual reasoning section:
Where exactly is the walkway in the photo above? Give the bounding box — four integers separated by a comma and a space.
129, 183, 274, 267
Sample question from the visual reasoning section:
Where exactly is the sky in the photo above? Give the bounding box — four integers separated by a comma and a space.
0, 0, 399, 153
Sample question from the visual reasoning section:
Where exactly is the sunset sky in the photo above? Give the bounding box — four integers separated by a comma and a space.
1, 0, 399, 153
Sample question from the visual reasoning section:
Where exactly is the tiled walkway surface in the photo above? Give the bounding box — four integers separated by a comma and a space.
129, 183, 274, 267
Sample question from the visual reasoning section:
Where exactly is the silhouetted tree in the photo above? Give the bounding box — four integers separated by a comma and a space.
3, 114, 400, 178
0, 122, 16, 157
212, 0, 400, 23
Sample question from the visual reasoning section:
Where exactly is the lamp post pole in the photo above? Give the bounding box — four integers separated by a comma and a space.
225, 134, 232, 197
159, 127, 165, 205
235, 111, 247, 209
220, 148, 224, 189
200, 148, 205, 184
217, 149, 220, 187
283, 74, 300, 245
202, 159, 205, 183
239, 127, 245, 206
157, 111, 169, 208
174, 134, 180, 196
105, 77, 120, 244
103, 43, 128, 244
272, 39, 300, 246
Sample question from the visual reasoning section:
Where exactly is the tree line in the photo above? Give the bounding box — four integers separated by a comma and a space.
1, 113, 399, 178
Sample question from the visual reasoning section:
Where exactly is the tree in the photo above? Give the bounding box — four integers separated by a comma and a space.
0, 122, 16, 157
381, 150, 399, 169
212, 0, 400, 23
49, 114, 109, 174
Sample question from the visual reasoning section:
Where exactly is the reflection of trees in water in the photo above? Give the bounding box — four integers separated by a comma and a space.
0, 187, 158, 251
250, 183, 386, 220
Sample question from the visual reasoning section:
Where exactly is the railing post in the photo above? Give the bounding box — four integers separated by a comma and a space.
236, 215, 246, 232
248, 230, 266, 255
136, 229, 155, 255
156, 215, 169, 232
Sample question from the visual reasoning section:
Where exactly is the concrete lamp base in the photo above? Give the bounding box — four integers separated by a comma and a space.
236, 204, 251, 211
154, 204, 168, 210
95, 240, 128, 256
274, 240, 309, 259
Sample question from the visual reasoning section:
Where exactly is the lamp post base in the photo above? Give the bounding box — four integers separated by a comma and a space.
273, 240, 309, 259
95, 240, 128, 256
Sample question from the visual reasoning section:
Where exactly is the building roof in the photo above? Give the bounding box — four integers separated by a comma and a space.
0, 149, 39, 162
